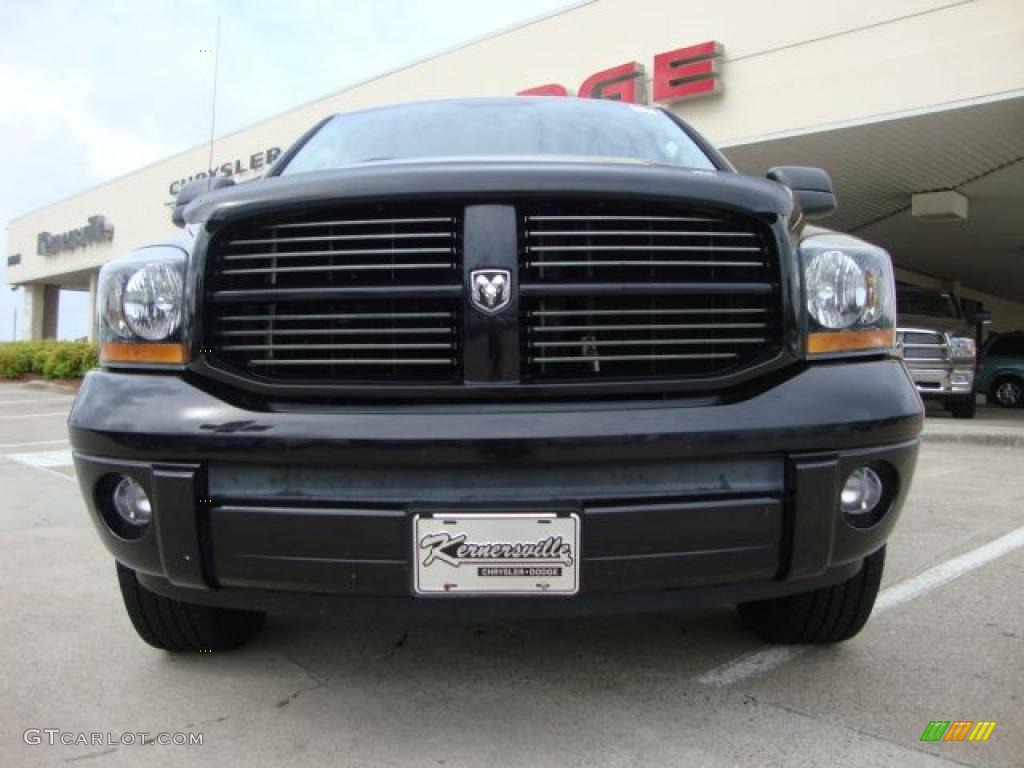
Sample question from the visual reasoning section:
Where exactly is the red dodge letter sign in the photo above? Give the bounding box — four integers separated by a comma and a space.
517, 83, 570, 97
577, 61, 645, 102
517, 40, 723, 105
653, 41, 723, 102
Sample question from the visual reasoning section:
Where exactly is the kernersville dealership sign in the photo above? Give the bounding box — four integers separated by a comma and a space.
36, 215, 114, 256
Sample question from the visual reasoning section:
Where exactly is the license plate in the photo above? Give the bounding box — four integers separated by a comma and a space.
413, 512, 580, 596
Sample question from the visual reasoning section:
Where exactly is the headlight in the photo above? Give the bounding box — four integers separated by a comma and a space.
806, 250, 866, 329
97, 246, 188, 365
949, 336, 976, 360
801, 235, 895, 356
123, 263, 183, 340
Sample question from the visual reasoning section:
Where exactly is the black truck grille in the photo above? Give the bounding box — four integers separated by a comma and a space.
520, 202, 780, 381
204, 206, 462, 382
203, 200, 782, 393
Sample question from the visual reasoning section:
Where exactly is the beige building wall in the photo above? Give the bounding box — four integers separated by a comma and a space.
6, 0, 1024, 320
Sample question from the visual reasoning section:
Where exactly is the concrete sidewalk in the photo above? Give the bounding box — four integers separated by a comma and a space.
921, 402, 1024, 447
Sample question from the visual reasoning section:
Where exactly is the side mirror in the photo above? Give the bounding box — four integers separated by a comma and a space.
766, 166, 837, 220
172, 177, 235, 227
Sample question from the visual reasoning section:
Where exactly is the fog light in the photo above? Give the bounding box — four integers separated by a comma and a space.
951, 372, 973, 390
112, 476, 152, 526
840, 467, 883, 516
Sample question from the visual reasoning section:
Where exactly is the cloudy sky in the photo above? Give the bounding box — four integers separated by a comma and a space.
0, 0, 576, 340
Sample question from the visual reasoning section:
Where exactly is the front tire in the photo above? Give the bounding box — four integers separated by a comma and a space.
737, 547, 885, 644
116, 563, 265, 652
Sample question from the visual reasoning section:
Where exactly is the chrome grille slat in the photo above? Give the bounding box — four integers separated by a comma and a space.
248, 358, 453, 366
526, 215, 722, 223
223, 249, 454, 261
531, 308, 768, 317
532, 323, 767, 332
528, 230, 756, 238
217, 327, 452, 336
531, 338, 766, 348
521, 282, 774, 297
219, 312, 452, 322
264, 217, 454, 229
528, 245, 763, 253
231, 232, 452, 245
527, 260, 764, 268
221, 343, 454, 351
532, 353, 739, 363
223, 250, 453, 261
220, 262, 453, 275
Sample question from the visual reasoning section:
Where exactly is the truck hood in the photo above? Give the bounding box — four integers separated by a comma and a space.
184, 158, 795, 228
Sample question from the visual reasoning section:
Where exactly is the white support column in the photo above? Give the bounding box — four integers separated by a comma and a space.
42, 285, 60, 339
87, 270, 100, 343
19, 284, 46, 340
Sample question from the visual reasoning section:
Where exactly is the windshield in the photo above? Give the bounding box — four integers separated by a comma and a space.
279, 99, 718, 175
897, 289, 961, 319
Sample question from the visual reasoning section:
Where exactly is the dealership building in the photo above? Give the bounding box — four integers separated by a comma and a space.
6, 0, 1024, 339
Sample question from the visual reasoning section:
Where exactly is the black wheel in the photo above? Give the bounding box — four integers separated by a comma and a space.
116, 562, 265, 652
991, 376, 1023, 408
949, 395, 977, 419
737, 547, 885, 644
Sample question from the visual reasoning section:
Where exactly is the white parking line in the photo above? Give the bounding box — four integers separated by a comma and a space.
16, 463, 77, 484
696, 523, 1024, 687
2, 449, 77, 483
696, 647, 801, 688
874, 525, 1024, 611
8, 449, 74, 468
0, 439, 70, 449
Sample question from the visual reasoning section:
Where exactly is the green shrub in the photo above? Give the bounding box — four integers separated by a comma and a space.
0, 345, 31, 378
77, 344, 98, 374
0, 341, 98, 379
32, 341, 58, 371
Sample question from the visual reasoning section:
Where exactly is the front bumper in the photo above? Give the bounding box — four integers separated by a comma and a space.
69, 359, 923, 617
904, 361, 974, 399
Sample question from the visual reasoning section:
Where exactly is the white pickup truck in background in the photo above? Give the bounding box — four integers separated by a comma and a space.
897, 286, 980, 419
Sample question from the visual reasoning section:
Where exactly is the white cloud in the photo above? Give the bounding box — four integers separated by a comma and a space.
0, 74, 176, 180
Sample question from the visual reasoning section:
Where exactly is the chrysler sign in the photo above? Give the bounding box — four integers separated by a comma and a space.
168, 147, 282, 196
518, 41, 723, 104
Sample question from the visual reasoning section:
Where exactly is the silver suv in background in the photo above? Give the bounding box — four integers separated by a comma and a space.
897, 286, 977, 419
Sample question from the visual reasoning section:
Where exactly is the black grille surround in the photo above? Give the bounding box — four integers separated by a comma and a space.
201, 199, 787, 399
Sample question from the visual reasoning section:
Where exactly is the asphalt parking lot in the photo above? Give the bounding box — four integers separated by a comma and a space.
1, 380, 1021, 767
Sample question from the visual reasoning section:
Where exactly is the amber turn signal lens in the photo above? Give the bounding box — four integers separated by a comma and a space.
807, 328, 895, 355
100, 342, 188, 364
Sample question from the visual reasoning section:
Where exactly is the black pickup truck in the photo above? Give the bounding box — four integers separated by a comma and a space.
69, 97, 923, 652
